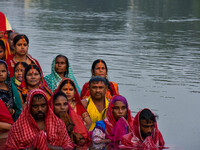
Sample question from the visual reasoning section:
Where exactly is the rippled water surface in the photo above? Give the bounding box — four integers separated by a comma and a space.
1, 0, 200, 149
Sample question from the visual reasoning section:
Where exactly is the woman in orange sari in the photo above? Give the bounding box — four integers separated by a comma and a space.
81, 59, 119, 100
18, 64, 52, 108
6, 34, 43, 77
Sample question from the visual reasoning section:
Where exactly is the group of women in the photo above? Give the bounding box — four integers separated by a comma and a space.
0, 30, 165, 149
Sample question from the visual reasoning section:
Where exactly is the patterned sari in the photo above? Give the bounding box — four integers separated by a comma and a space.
44, 56, 81, 94
5, 89, 74, 150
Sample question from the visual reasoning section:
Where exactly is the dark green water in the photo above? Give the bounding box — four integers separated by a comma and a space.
1, 0, 200, 149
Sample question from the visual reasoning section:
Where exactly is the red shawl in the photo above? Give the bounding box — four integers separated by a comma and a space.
120, 108, 165, 149
103, 95, 134, 142
55, 78, 87, 119
6, 54, 43, 78
81, 81, 119, 100
0, 100, 13, 124
5, 89, 73, 150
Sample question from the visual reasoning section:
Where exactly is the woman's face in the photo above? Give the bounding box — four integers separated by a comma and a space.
0, 64, 7, 82
55, 57, 67, 75
14, 39, 28, 56
0, 47, 5, 60
14, 64, 26, 82
112, 100, 127, 121
26, 68, 41, 87
93, 62, 107, 78
54, 95, 68, 117
61, 82, 75, 101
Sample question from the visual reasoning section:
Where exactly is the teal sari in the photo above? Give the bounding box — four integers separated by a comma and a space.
11, 77, 22, 121
44, 57, 81, 94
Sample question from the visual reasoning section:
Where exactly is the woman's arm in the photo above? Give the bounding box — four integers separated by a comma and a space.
0, 122, 12, 131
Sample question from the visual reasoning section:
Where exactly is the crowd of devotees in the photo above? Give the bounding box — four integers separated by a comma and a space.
0, 12, 167, 149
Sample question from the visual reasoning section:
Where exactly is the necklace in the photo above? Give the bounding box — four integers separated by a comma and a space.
14, 55, 27, 63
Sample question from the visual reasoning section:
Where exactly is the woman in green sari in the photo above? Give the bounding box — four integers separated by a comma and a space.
44, 55, 80, 94
11, 62, 27, 121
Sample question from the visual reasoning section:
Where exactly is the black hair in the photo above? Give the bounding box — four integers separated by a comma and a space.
91, 59, 114, 96
0, 40, 5, 50
14, 62, 28, 72
139, 109, 156, 123
24, 64, 41, 84
53, 91, 68, 104
59, 79, 76, 91
13, 34, 29, 46
55, 54, 69, 76
32, 94, 45, 101
89, 76, 107, 86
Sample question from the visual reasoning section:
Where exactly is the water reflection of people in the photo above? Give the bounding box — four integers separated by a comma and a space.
120, 108, 165, 149
92, 95, 134, 148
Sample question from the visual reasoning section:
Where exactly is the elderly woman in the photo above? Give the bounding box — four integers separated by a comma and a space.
45, 55, 80, 93
92, 95, 134, 145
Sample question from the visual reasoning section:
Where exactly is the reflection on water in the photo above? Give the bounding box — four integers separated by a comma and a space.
1, 0, 200, 149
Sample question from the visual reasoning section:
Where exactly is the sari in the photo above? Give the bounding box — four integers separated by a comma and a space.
92, 95, 134, 143
0, 12, 11, 60
54, 78, 88, 119
6, 54, 43, 78
0, 100, 13, 150
5, 89, 74, 150
49, 92, 89, 143
17, 75, 52, 104
44, 56, 81, 94
120, 108, 165, 149
81, 81, 119, 100
87, 96, 109, 131
10, 77, 22, 121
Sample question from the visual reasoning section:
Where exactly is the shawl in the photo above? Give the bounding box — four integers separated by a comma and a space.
0, 60, 14, 108
54, 78, 87, 119
0, 100, 13, 124
5, 89, 74, 150
81, 81, 119, 100
87, 96, 109, 131
6, 54, 43, 78
104, 95, 134, 135
10, 77, 22, 121
17, 68, 52, 104
120, 108, 165, 149
49, 92, 89, 140
93, 95, 134, 143
44, 56, 81, 94
0, 12, 12, 60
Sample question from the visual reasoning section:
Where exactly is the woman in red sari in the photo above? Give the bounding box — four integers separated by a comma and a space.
81, 59, 119, 100
51, 91, 90, 146
55, 78, 92, 130
6, 34, 43, 77
18, 64, 52, 108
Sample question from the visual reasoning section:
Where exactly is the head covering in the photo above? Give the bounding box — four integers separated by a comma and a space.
5, 89, 74, 150
120, 108, 165, 149
0, 60, 14, 108
44, 56, 81, 94
104, 95, 134, 136
54, 78, 87, 118
50, 90, 89, 140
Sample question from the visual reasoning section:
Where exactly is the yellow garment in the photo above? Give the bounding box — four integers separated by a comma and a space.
87, 96, 109, 131
6, 17, 12, 30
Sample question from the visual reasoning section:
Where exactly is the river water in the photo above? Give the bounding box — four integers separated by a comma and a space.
1, 0, 200, 149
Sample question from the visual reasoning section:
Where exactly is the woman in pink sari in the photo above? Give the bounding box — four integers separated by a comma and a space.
92, 95, 134, 145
